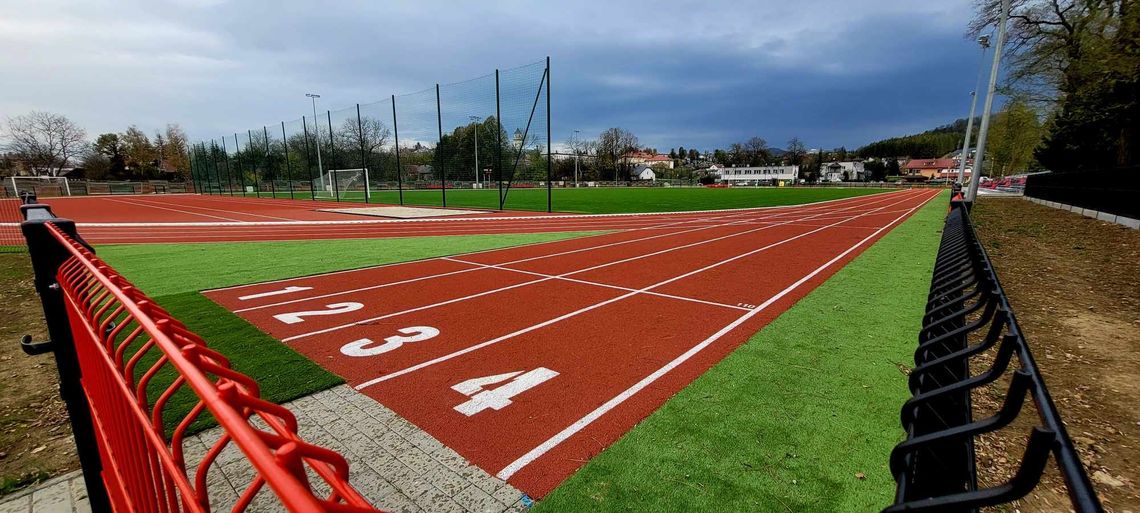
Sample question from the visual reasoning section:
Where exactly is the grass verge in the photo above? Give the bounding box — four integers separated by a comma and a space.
252, 187, 890, 213
535, 192, 947, 512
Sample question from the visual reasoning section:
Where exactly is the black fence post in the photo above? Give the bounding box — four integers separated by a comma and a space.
436, 83, 446, 208
392, 95, 404, 205
264, 126, 275, 199
282, 121, 295, 200
188, 147, 200, 194
248, 130, 261, 198
496, 70, 503, 210
303, 117, 316, 201
209, 140, 221, 195
19, 209, 112, 513
234, 134, 247, 196
327, 111, 339, 202
221, 137, 235, 197
546, 56, 552, 213
356, 104, 370, 204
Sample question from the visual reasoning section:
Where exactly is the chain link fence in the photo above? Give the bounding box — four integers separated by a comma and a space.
189, 58, 552, 211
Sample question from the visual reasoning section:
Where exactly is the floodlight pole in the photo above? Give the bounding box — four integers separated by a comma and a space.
966, 0, 1009, 203
957, 35, 991, 185
573, 129, 581, 187
307, 93, 325, 192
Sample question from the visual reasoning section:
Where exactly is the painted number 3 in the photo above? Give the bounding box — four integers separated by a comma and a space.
340, 326, 441, 357
451, 368, 559, 416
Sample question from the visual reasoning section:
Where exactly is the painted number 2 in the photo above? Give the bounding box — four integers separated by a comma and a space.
273, 302, 363, 324
340, 326, 440, 357
451, 368, 559, 416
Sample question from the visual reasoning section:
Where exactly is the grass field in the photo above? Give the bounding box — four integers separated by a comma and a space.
534, 192, 946, 512
247, 186, 890, 213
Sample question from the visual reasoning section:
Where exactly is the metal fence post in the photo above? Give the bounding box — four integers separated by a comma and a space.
264, 126, 276, 198
496, 69, 503, 210
248, 130, 261, 198
356, 104, 370, 204
282, 121, 295, 200
392, 95, 404, 205
220, 138, 235, 196
546, 56, 552, 213
436, 83, 446, 207
209, 140, 221, 195
234, 134, 247, 195
19, 211, 112, 513
327, 111, 339, 202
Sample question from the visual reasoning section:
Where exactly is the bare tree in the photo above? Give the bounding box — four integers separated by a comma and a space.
3, 111, 87, 176
743, 136, 770, 165
596, 127, 638, 181
338, 116, 391, 156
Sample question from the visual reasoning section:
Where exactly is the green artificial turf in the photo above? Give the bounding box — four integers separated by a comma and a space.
247, 187, 889, 214
535, 192, 948, 512
96, 231, 601, 297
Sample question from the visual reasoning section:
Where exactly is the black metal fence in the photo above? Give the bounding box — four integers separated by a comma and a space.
1024, 167, 1139, 220
884, 200, 1103, 512
188, 58, 553, 212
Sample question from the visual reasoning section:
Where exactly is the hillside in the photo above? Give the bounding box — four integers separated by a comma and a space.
857, 119, 973, 158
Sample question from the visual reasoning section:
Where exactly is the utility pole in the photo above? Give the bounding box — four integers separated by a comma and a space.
957, 35, 991, 184
572, 129, 581, 187
966, 0, 1009, 202
470, 116, 481, 188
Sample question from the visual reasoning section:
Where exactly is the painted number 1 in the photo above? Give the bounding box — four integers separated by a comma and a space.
451, 368, 559, 416
340, 326, 440, 357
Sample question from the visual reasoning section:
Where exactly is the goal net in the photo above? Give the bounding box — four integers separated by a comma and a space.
7, 176, 72, 197
313, 168, 371, 200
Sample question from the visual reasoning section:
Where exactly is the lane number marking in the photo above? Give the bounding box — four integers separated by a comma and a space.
273, 302, 364, 324
340, 326, 441, 357
452, 367, 559, 416
737, 303, 758, 309
238, 286, 314, 301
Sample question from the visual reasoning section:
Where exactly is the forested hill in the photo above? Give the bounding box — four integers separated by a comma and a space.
857, 119, 972, 158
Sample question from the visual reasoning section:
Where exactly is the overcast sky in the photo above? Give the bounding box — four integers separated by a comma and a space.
0, 0, 988, 152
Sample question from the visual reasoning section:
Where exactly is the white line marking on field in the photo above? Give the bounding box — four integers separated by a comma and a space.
238, 286, 314, 301
122, 196, 300, 221
352, 191, 930, 390
102, 197, 246, 222
290, 193, 905, 343
494, 189, 940, 480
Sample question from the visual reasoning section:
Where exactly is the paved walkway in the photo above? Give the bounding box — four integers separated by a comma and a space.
0, 385, 530, 513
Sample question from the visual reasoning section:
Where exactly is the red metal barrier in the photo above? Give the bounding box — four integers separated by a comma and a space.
45, 221, 383, 512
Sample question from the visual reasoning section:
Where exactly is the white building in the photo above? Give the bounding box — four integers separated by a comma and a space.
711, 165, 798, 185
821, 161, 865, 182
633, 164, 656, 181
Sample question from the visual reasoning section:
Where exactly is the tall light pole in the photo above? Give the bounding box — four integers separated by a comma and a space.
306, 93, 326, 192
470, 115, 481, 188
957, 34, 991, 184
572, 129, 581, 187
967, 0, 1009, 202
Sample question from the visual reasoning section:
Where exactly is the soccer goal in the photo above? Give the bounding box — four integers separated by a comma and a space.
313, 168, 371, 201
8, 176, 72, 197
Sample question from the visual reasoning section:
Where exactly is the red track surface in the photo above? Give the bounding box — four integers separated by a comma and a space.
203, 189, 939, 497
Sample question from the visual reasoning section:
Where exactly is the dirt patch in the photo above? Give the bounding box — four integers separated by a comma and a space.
0, 253, 77, 496
971, 198, 1139, 512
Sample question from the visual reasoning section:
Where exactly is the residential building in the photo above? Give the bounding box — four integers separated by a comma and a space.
632, 164, 656, 181
622, 151, 675, 169
903, 158, 972, 180
821, 161, 866, 182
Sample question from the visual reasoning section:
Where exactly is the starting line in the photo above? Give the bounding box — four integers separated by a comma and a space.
202, 189, 939, 496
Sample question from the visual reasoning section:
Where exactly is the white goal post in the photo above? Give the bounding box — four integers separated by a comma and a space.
9, 176, 72, 197
313, 168, 371, 200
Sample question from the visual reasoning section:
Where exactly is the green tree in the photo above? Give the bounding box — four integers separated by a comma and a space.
987, 97, 1044, 175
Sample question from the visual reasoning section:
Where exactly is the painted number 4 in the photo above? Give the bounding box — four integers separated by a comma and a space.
452, 368, 559, 417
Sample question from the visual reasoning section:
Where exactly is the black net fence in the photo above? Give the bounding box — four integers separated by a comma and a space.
189, 58, 552, 211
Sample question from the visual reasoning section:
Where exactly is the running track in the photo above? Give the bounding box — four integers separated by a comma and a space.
203, 189, 940, 497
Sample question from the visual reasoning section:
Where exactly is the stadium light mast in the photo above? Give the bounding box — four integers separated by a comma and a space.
967, 0, 1009, 202
306, 93, 327, 191
573, 129, 581, 187
957, 34, 991, 185
470, 115, 482, 188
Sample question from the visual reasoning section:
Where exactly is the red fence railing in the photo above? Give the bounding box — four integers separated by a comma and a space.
20, 202, 384, 512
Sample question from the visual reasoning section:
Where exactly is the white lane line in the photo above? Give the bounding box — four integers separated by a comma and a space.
70, 190, 905, 227
284, 193, 905, 342
204, 190, 904, 293
101, 197, 246, 222
238, 286, 314, 301
495, 189, 940, 480
442, 257, 752, 311
352, 191, 928, 390
230, 207, 812, 312
122, 196, 300, 221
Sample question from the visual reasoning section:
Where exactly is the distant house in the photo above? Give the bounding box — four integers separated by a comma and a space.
632, 164, 656, 181
711, 165, 798, 185
622, 151, 675, 169
821, 161, 866, 182
406, 164, 435, 180
903, 158, 970, 180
